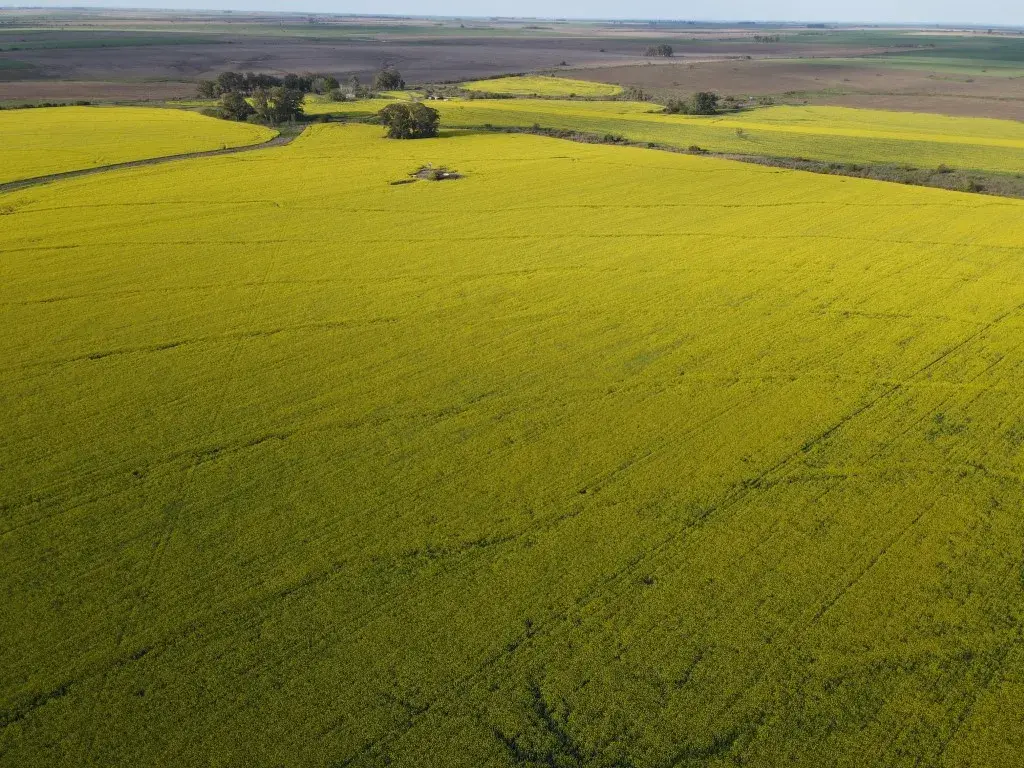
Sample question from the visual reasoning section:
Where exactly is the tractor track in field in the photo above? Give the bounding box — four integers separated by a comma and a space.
0, 130, 301, 194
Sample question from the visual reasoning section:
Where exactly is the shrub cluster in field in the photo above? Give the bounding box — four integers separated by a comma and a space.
644, 43, 674, 57
664, 91, 721, 115
0, 100, 92, 110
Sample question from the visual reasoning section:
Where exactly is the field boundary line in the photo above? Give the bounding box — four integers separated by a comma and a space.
0, 130, 300, 194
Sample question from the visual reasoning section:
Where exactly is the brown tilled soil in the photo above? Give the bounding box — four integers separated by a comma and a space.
565, 59, 1024, 120
3, 20, 1023, 121
0, 80, 195, 103
0, 36, 650, 96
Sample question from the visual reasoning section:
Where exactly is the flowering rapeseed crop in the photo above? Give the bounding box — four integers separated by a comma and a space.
462, 75, 624, 97
0, 106, 277, 183
3, 124, 1024, 766
308, 97, 1024, 172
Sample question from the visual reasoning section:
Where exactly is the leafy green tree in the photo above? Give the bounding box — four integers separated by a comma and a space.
378, 102, 440, 139
313, 75, 340, 94
373, 68, 405, 91
663, 98, 690, 114
273, 87, 305, 121
252, 88, 269, 120
216, 71, 245, 95
252, 87, 304, 123
691, 91, 720, 115
196, 80, 217, 99
219, 91, 256, 121
283, 73, 312, 92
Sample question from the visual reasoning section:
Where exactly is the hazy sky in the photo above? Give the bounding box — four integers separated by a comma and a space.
6, 1, 1022, 25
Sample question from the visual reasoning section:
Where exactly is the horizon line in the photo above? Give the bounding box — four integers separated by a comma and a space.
0, 6, 1022, 28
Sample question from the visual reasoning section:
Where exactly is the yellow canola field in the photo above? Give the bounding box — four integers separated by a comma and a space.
0, 106, 277, 183
308, 98, 1024, 172
4, 124, 1024, 767
462, 74, 624, 97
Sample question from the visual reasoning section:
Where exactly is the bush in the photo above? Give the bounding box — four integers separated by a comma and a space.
200, 107, 223, 119
373, 68, 405, 91
664, 93, 719, 115
621, 86, 651, 101
378, 102, 440, 139
692, 91, 720, 115
644, 44, 674, 57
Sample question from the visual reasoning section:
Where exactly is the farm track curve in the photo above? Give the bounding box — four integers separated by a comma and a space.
0, 130, 301, 194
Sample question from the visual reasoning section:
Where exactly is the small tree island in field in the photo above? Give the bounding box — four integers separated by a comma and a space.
378, 103, 441, 139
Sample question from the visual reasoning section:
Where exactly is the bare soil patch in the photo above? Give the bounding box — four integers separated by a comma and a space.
413, 165, 461, 181
0, 79, 194, 102
816, 93, 1024, 121
0, 37, 647, 90
565, 59, 1024, 120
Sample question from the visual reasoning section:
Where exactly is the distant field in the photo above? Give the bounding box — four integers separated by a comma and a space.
0, 30, 218, 51
310, 97, 1024, 172
812, 55, 1024, 77
462, 75, 624, 97
0, 106, 276, 183
4, 123, 1024, 766
3, 11, 1024, 119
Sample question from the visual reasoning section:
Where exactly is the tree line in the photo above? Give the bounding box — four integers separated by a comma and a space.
196, 71, 340, 99
198, 67, 408, 125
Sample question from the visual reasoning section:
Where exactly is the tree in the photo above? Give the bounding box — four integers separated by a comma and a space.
347, 75, 370, 99
219, 90, 255, 121
283, 73, 308, 92
196, 80, 217, 99
243, 72, 281, 93
252, 87, 304, 123
378, 102, 439, 139
644, 44, 673, 57
663, 98, 690, 114
691, 91, 719, 115
312, 75, 339, 94
373, 67, 405, 91
252, 88, 269, 120
216, 71, 245, 95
